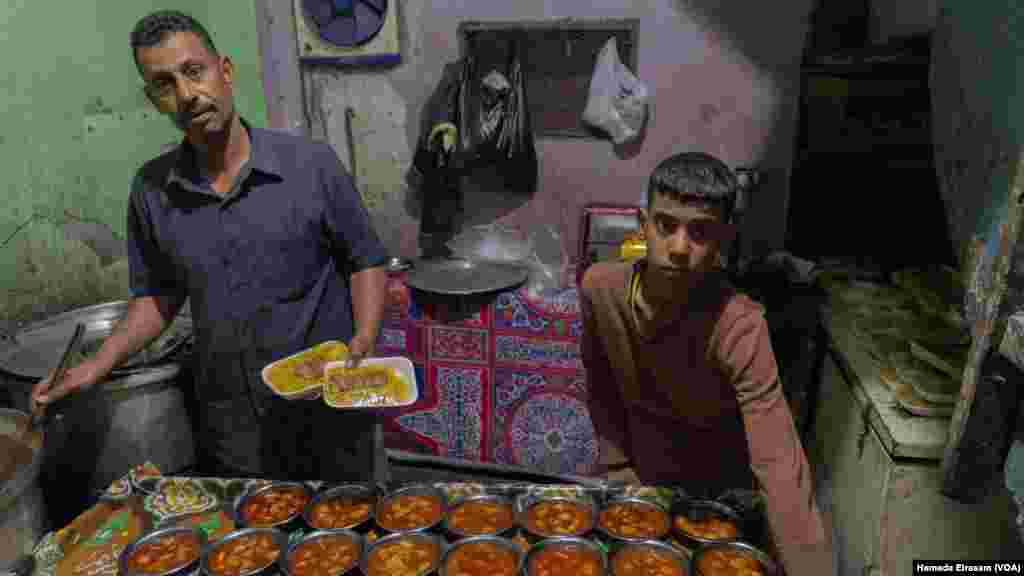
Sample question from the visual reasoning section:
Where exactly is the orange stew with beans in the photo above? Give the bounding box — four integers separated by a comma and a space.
241, 487, 310, 527
674, 513, 739, 541
126, 532, 200, 574
447, 500, 515, 535
287, 534, 359, 576
377, 495, 442, 531
364, 537, 439, 576
695, 549, 765, 576
599, 502, 669, 540
612, 546, 684, 576
528, 544, 602, 576
207, 533, 280, 576
308, 496, 373, 530
525, 501, 593, 536
444, 541, 519, 576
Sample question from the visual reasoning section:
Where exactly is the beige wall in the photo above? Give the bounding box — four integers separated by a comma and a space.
261, 0, 815, 266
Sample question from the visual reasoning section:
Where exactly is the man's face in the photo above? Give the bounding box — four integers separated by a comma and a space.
641, 192, 733, 286
136, 32, 236, 147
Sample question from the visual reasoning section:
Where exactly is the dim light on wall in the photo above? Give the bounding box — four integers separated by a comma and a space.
294, 0, 401, 67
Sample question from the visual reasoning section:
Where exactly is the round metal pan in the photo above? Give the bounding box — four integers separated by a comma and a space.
0, 301, 192, 380
404, 259, 528, 296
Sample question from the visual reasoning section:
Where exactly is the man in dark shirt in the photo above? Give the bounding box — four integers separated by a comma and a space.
30, 10, 389, 480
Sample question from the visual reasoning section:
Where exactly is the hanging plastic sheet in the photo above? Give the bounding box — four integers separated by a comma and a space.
460, 34, 538, 194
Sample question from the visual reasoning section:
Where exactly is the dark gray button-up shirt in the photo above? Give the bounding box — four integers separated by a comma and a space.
126, 119, 388, 474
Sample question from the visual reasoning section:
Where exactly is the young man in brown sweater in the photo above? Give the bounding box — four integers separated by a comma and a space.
580, 152, 832, 574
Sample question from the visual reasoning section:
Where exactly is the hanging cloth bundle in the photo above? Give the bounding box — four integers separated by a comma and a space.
413, 60, 465, 257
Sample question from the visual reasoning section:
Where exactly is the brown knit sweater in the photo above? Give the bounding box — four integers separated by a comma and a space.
580, 261, 832, 575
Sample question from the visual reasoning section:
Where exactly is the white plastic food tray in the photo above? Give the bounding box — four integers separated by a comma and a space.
322, 357, 418, 409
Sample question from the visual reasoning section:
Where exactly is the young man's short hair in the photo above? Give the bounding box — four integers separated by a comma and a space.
647, 152, 738, 221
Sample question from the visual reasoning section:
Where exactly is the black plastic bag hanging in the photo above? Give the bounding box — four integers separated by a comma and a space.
459, 35, 538, 194
502, 40, 538, 193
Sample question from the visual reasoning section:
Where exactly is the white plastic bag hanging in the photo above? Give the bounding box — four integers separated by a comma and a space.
446, 224, 534, 263
445, 224, 570, 297
582, 37, 649, 145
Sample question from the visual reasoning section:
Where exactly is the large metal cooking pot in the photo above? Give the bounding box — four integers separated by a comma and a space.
45, 362, 196, 490
0, 409, 46, 574
0, 301, 192, 382
0, 302, 195, 526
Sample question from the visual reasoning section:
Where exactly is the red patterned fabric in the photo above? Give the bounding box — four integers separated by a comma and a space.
375, 274, 598, 476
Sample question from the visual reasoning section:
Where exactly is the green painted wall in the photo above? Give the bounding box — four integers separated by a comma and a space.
0, 1, 265, 326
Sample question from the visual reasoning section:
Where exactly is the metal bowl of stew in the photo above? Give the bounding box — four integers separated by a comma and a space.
200, 528, 288, 576
596, 497, 672, 544
610, 540, 689, 576
671, 499, 744, 550
236, 482, 312, 531
119, 526, 206, 576
438, 535, 523, 576
523, 537, 607, 576
303, 484, 376, 532
519, 496, 597, 540
360, 531, 445, 576
690, 541, 779, 576
279, 529, 363, 576
375, 484, 447, 534
442, 495, 517, 539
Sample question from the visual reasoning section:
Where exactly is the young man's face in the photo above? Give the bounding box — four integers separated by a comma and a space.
640, 191, 733, 286
136, 31, 236, 147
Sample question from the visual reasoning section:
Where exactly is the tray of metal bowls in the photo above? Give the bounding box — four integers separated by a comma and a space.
235, 482, 313, 531
303, 483, 377, 533
119, 526, 206, 576
201, 528, 288, 576
442, 494, 518, 540
375, 484, 448, 534
523, 536, 607, 576
438, 535, 523, 576
279, 529, 363, 576
691, 541, 780, 576
361, 531, 446, 576
609, 540, 689, 576
518, 495, 598, 543
671, 498, 745, 550
595, 496, 672, 549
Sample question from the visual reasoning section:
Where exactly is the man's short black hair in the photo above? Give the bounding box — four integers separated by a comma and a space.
131, 10, 218, 69
647, 152, 738, 221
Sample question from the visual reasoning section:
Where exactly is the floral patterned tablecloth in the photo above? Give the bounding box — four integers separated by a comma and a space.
30, 463, 770, 576
375, 274, 599, 477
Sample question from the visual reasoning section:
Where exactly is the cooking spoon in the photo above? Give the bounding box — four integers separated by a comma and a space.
18, 323, 85, 441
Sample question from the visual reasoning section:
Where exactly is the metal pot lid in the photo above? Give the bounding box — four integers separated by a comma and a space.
0, 301, 192, 381
405, 258, 528, 296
